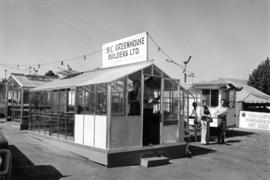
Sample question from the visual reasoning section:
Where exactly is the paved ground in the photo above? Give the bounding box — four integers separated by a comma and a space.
0, 122, 269, 180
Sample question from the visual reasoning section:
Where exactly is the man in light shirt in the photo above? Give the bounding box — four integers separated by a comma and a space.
214, 99, 228, 144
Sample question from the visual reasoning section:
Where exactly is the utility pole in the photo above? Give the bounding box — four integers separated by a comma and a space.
4, 69, 7, 81
183, 56, 192, 83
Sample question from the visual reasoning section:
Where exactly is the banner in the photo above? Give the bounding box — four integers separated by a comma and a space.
239, 111, 270, 131
102, 32, 148, 68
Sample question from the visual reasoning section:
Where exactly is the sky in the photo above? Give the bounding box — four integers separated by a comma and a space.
0, 0, 269, 83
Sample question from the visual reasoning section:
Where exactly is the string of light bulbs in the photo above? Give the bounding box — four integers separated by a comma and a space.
0, 32, 193, 76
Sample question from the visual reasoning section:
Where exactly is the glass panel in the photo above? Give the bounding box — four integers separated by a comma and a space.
44, 116, 51, 135
96, 84, 107, 115
153, 66, 162, 76
128, 71, 141, 116
76, 87, 84, 114
59, 114, 66, 138
40, 91, 47, 113
126, 71, 142, 147
143, 66, 152, 75
59, 90, 67, 113
84, 85, 95, 114
163, 80, 178, 124
34, 92, 40, 113
163, 79, 179, 143
111, 79, 125, 116
47, 91, 52, 113
51, 114, 58, 137
52, 91, 59, 114
89, 86, 95, 114
67, 89, 75, 113
29, 92, 35, 113
66, 114, 74, 139
202, 89, 210, 106
0, 84, 5, 103
23, 90, 29, 104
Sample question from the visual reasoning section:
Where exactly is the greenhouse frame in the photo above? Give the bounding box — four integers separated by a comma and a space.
29, 60, 190, 166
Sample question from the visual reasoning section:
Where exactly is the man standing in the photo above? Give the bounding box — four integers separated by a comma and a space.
215, 99, 228, 144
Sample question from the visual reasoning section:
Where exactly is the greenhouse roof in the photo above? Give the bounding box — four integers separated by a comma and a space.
10, 73, 56, 88
31, 60, 185, 92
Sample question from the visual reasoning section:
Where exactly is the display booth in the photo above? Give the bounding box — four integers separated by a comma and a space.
30, 61, 188, 166
29, 32, 188, 166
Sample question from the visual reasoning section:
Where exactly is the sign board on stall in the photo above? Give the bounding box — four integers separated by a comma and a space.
239, 111, 270, 131
102, 32, 148, 68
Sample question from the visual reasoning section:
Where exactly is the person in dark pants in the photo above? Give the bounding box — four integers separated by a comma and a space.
143, 77, 159, 146
214, 99, 228, 144
184, 121, 192, 157
128, 80, 141, 116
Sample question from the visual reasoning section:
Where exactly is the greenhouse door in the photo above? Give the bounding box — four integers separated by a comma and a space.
161, 78, 180, 144
143, 76, 161, 146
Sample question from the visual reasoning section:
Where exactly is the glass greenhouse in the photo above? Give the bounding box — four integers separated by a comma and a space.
29, 60, 190, 166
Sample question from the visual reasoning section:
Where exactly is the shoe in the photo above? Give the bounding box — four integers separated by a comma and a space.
185, 151, 192, 157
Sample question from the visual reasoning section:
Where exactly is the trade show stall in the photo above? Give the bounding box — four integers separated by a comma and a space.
30, 60, 189, 166
29, 32, 189, 166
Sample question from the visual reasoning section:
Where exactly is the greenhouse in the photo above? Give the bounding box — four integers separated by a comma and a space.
29, 60, 189, 166
6, 73, 56, 129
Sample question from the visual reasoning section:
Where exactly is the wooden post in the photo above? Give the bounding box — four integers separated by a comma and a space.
57, 90, 60, 137
160, 77, 164, 144
20, 88, 24, 127
106, 83, 111, 150
11, 81, 14, 121
140, 70, 144, 147
124, 77, 128, 146
5, 83, 8, 120
65, 89, 68, 139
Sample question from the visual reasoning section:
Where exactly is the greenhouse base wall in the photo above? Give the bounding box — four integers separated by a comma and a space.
24, 130, 186, 167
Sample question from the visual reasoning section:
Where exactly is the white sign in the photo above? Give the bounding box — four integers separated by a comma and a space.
239, 111, 270, 131
102, 32, 148, 68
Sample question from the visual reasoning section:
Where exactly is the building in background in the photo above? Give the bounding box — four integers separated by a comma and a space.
189, 79, 270, 128
0, 83, 7, 118
6, 73, 57, 129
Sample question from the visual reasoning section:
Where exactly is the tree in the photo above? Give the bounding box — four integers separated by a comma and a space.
0, 78, 7, 83
44, 70, 58, 77
248, 57, 270, 95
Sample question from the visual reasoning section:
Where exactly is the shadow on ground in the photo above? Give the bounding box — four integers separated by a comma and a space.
225, 129, 256, 138
9, 145, 67, 180
188, 145, 216, 157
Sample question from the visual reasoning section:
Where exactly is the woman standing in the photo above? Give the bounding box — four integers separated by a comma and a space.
190, 102, 201, 142
200, 99, 211, 145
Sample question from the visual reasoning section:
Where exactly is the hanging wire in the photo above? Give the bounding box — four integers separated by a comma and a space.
148, 33, 194, 75
0, 32, 194, 76
0, 48, 102, 69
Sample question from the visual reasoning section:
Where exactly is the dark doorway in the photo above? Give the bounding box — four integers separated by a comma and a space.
143, 76, 161, 146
